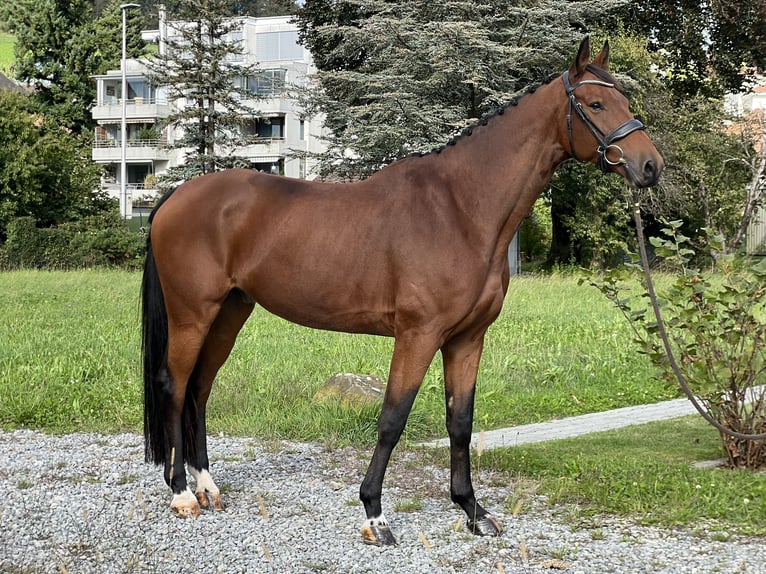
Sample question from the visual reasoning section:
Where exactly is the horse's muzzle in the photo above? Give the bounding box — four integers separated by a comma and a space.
624, 154, 663, 188
640, 156, 663, 187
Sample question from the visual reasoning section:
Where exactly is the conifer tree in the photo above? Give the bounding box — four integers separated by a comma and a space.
147, 0, 264, 180
295, 0, 628, 180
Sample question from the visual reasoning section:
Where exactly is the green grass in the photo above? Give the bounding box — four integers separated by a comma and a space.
0, 270, 666, 440
2, 269, 763, 533
480, 416, 766, 535
0, 33, 14, 75
0, 270, 142, 430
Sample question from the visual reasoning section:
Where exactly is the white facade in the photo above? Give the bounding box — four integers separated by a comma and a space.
725, 77, 766, 117
91, 15, 326, 214
725, 77, 766, 255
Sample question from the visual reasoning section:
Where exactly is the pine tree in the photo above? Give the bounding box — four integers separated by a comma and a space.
295, 0, 628, 180
230, 0, 301, 16
147, 0, 264, 180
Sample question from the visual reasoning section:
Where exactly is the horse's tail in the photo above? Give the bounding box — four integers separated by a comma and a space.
142, 233, 170, 465
142, 188, 193, 466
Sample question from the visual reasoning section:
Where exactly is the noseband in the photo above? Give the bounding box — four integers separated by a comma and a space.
562, 70, 645, 173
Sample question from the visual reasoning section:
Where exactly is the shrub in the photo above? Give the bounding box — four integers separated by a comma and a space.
519, 200, 552, 262
2, 215, 145, 270
584, 220, 766, 469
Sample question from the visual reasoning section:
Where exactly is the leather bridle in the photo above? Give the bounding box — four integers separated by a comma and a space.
563, 70, 646, 173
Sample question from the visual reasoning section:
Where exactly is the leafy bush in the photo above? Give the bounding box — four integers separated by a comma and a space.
2, 215, 145, 270
519, 199, 552, 262
584, 220, 766, 469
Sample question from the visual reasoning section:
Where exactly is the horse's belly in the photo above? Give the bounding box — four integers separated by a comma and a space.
238, 270, 396, 337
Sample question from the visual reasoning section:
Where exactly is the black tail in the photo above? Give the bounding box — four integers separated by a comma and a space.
141, 188, 200, 466
142, 235, 170, 465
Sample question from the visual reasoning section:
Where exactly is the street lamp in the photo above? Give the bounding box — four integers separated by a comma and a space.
120, 3, 140, 220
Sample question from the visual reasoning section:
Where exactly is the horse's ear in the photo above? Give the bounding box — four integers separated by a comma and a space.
592, 40, 610, 71
569, 36, 591, 78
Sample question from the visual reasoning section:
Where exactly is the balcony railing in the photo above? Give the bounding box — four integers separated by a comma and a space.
92, 138, 172, 163
92, 98, 172, 121
93, 138, 168, 148
98, 96, 168, 106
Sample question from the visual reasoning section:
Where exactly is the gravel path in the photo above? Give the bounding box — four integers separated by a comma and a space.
1, 429, 763, 574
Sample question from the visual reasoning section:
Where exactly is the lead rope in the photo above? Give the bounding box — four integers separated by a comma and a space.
632, 195, 766, 441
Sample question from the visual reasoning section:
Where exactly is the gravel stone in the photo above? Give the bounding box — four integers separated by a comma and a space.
0, 429, 763, 573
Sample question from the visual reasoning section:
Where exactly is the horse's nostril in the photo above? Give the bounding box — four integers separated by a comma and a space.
643, 159, 657, 181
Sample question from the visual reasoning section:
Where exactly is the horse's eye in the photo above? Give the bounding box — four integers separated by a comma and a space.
589, 102, 603, 111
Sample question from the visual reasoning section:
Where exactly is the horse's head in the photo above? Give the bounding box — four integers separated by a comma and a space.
562, 37, 663, 188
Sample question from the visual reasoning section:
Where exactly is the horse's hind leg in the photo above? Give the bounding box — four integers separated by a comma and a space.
164, 319, 211, 518
188, 290, 253, 511
441, 331, 502, 537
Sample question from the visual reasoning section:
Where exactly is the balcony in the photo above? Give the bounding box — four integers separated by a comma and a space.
238, 137, 287, 159
92, 97, 171, 122
92, 138, 172, 163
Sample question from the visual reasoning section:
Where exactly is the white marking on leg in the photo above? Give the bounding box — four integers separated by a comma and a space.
171, 487, 197, 505
170, 488, 200, 518
361, 513, 388, 529
190, 467, 220, 497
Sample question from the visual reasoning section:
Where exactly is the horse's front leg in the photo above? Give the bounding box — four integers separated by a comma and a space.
359, 334, 440, 546
442, 333, 503, 537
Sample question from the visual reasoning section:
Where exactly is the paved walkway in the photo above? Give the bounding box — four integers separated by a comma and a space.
420, 397, 699, 450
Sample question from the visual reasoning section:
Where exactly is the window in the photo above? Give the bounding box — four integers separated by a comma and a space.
225, 29, 245, 62
247, 69, 286, 96
255, 31, 302, 61
242, 116, 285, 139
127, 79, 146, 100
257, 116, 284, 139
299, 119, 305, 141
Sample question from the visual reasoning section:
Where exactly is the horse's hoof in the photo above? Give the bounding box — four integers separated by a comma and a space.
210, 493, 225, 511
195, 490, 225, 511
361, 524, 397, 546
171, 490, 201, 518
360, 516, 397, 546
468, 514, 503, 537
172, 503, 201, 518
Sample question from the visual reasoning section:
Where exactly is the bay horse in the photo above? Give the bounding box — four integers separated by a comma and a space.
142, 37, 663, 545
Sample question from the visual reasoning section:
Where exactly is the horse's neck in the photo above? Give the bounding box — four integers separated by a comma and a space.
436, 79, 568, 250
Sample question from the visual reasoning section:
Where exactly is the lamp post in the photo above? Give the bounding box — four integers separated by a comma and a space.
120, 3, 140, 220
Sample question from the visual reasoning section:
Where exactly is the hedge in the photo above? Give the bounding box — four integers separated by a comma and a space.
1, 216, 146, 270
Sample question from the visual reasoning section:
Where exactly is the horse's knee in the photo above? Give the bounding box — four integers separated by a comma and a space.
375, 411, 408, 449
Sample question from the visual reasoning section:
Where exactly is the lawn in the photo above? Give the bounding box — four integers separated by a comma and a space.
480, 416, 766, 535
0, 269, 668, 440
2, 269, 762, 534
0, 32, 14, 75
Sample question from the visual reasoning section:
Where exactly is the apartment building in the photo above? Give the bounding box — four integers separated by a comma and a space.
726, 76, 766, 255
91, 15, 326, 217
